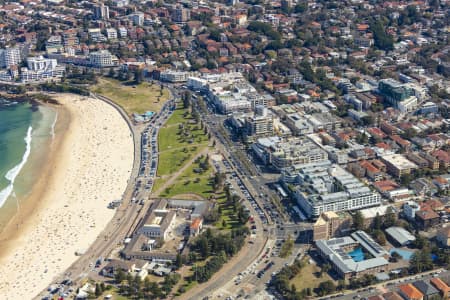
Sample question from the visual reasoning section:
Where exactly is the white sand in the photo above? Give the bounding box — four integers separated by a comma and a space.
0, 94, 134, 299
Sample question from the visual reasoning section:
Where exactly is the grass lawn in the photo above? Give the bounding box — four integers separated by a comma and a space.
157, 146, 199, 176
158, 118, 209, 153
174, 267, 197, 297
164, 106, 191, 126
153, 104, 210, 193
290, 259, 334, 296
160, 162, 214, 198
91, 77, 170, 115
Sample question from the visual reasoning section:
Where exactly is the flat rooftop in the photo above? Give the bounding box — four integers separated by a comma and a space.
382, 154, 417, 170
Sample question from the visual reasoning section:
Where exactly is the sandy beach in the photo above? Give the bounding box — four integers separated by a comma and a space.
0, 94, 134, 299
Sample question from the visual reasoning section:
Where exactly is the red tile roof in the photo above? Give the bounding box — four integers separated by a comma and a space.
399, 284, 424, 300
430, 277, 450, 294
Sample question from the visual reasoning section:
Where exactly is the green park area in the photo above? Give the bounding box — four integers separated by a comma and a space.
154, 101, 245, 231
91, 77, 170, 115
160, 159, 215, 199
153, 103, 211, 195
289, 259, 335, 297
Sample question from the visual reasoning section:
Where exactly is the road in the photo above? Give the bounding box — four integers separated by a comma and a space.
35, 93, 175, 299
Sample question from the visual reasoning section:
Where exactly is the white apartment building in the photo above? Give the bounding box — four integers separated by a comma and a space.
252, 136, 328, 169
118, 27, 128, 38
106, 28, 118, 40
20, 56, 64, 82
89, 50, 117, 67
88, 28, 106, 43
0, 69, 13, 81
160, 70, 192, 83
112, 0, 129, 7
283, 160, 381, 218
0, 47, 22, 68
245, 106, 274, 138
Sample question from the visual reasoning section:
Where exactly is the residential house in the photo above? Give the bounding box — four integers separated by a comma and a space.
101, 259, 135, 277
433, 177, 450, 191
415, 209, 440, 230
382, 292, 404, 300
436, 226, 450, 248
398, 283, 424, 300
413, 281, 440, 300
430, 277, 450, 298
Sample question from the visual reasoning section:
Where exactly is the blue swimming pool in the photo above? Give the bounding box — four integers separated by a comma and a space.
390, 248, 414, 260
348, 247, 365, 262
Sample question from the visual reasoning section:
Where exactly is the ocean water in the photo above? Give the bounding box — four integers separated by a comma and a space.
0, 100, 56, 229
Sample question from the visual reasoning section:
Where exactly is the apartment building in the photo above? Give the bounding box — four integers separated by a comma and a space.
89, 50, 117, 67
381, 154, 418, 178
283, 160, 381, 219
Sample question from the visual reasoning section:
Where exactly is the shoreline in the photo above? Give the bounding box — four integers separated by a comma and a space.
0, 102, 68, 250
0, 93, 134, 299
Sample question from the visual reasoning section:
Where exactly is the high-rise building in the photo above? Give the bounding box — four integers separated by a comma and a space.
244, 106, 274, 138
129, 12, 144, 26
0, 47, 22, 68
93, 4, 109, 20
172, 6, 190, 23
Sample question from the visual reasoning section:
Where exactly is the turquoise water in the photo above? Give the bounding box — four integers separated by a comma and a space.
0, 102, 33, 206
0, 100, 56, 229
390, 248, 414, 260
348, 247, 365, 262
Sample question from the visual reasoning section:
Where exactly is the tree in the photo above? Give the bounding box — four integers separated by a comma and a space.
384, 207, 397, 228
410, 248, 433, 274
175, 253, 183, 269
401, 174, 413, 186
182, 91, 191, 109
390, 251, 402, 262
134, 69, 144, 84
95, 283, 102, 297
108, 68, 115, 78
373, 213, 382, 230
321, 263, 331, 277
337, 280, 346, 291
369, 19, 394, 51
374, 230, 387, 246
353, 210, 365, 231
361, 115, 375, 126
115, 269, 126, 284
317, 280, 336, 296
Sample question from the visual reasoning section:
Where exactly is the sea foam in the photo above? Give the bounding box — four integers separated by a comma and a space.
51, 111, 58, 139
0, 126, 33, 208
